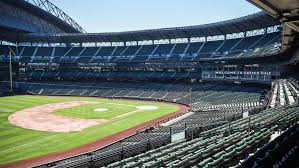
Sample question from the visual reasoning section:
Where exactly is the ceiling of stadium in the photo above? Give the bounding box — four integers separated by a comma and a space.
0, 12, 279, 43
248, 0, 299, 51
24, 0, 85, 33
0, 0, 84, 34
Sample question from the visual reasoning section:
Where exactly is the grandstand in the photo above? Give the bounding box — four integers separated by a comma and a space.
0, 0, 299, 167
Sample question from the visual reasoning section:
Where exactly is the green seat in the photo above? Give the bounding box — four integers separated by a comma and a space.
194, 148, 204, 154
244, 141, 252, 150
181, 153, 193, 160
213, 151, 226, 159
197, 157, 213, 168
107, 161, 121, 167
236, 140, 245, 147
223, 149, 235, 162
125, 161, 142, 168
253, 133, 263, 142
201, 148, 212, 158
166, 160, 180, 167
212, 143, 223, 152
236, 144, 246, 154
189, 152, 202, 164
208, 156, 223, 167
173, 158, 189, 168
140, 156, 153, 163
162, 154, 176, 164
224, 145, 236, 153
244, 136, 253, 142
177, 149, 188, 157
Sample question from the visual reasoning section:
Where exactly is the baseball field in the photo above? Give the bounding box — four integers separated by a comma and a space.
0, 95, 181, 165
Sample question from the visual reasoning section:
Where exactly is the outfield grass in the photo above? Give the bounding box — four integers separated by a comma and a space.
0, 95, 179, 164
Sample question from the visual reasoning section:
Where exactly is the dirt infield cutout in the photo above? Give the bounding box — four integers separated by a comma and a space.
8, 101, 109, 132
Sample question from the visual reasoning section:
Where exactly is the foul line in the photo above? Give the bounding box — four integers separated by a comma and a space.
113, 110, 141, 119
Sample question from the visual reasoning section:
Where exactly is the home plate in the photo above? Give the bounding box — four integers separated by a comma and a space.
94, 108, 108, 112
136, 106, 158, 110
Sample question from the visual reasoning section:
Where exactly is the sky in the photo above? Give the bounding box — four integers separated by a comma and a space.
50, 0, 261, 33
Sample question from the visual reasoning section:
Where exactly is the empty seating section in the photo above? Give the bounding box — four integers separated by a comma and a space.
241, 123, 299, 168
200, 40, 223, 53
21, 47, 36, 56
269, 79, 298, 107
20, 81, 263, 110
217, 38, 241, 52
10, 46, 21, 56
0, 45, 22, 58
132, 45, 155, 61
288, 78, 299, 96
189, 84, 262, 111
185, 42, 203, 55
19, 47, 35, 62
96, 46, 115, 56
171, 43, 188, 55
233, 35, 262, 51
168, 43, 188, 61
59, 56, 74, 63
153, 44, 174, 56
136, 45, 156, 56
121, 45, 141, 56
283, 80, 296, 105
53, 47, 71, 56
76, 56, 91, 62
65, 47, 83, 56
106, 107, 298, 168
31, 47, 53, 63
80, 47, 98, 56
0, 45, 10, 57
35, 47, 53, 56
0, 32, 281, 64
73, 47, 96, 62
112, 46, 127, 56
40, 104, 299, 168
250, 32, 280, 49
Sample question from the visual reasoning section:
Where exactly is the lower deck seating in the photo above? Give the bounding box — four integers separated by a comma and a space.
104, 106, 299, 168
240, 123, 299, 168
35, 104, 299, 168
17, 81, 264, 111
269, 79, 298, 107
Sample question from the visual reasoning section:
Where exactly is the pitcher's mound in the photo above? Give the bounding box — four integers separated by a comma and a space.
136, 106, 158, 110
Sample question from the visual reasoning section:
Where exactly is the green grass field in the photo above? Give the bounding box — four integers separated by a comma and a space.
0, 95, 179, 165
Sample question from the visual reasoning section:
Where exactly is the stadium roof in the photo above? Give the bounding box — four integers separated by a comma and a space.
0, 0, 84, 34
1, 11, 280, 43
248, 0, 299, 51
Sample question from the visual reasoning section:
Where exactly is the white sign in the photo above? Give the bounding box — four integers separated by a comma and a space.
171, 131, 185, 142
243, 111, 249, 118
